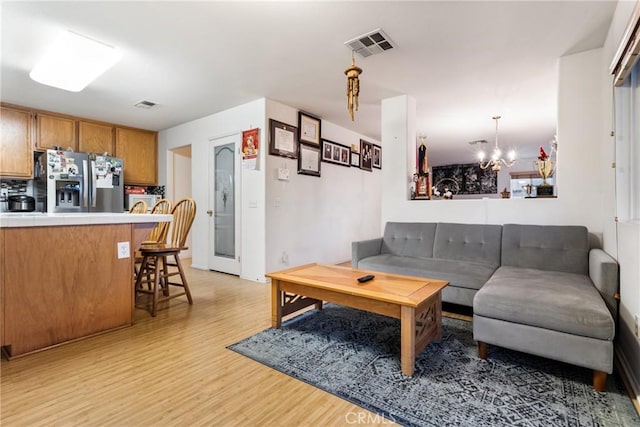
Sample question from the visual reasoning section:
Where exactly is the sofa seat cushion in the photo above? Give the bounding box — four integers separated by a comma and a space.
474, 266, 614, 340
358, 254, 497, 290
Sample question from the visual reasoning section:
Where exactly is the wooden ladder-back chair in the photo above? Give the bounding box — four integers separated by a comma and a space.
134, 199, 173, 277
135, 198, 196, 316
129, 200, 147, 214
146, 198, 173, 244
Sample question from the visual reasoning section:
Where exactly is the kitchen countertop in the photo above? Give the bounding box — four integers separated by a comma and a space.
0, 212, 173, 228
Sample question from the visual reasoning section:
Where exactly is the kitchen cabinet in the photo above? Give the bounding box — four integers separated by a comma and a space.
36, 112, 77, 151
0, 214, 167, 357
79, 121, 114, 155
115, 127, 157, 185
2, 223, 133, 357
1, 228, 4, 347
0, 106, 33, 177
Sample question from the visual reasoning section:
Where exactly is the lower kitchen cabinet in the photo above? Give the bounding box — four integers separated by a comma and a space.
2, 224, 134, 357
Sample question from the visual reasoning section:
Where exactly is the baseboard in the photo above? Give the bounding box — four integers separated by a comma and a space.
615, 348, 640, 416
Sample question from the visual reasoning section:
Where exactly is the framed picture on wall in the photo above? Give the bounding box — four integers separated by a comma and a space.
298, 111, 322, 146
360, 139, 373, 172
321, 139, 350, 167
269, 119, 298, 159
372, 144, 382, 169
351, 151, 360, 167
298, 143, 321, 177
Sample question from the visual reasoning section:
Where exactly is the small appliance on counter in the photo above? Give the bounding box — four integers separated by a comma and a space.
7, 195, 36, 212
126, 194, 160, 212
34, 149, 125, 213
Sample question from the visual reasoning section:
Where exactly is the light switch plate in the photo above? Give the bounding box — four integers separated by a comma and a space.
117, 241, 130, 259
278, 167, 290, 181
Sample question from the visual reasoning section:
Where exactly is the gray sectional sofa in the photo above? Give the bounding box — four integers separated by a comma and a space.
352, 222, 619, 391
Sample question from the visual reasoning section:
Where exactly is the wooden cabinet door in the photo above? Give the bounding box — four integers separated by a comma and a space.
115, 128, 157, 185
79, 121, 114, 155
36, 113, 77, 151
0, 106, 33, 177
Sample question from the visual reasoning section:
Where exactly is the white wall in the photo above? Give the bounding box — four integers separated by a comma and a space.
158, 98, 267, 282
602, 0, 640, 400
380, 50, 606, 241
265, 99, 382, 271
171, 145, 192, 258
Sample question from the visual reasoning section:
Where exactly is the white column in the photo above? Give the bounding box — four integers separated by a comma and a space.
381, 95, 416, 230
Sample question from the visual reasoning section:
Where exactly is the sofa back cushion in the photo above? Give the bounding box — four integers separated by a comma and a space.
433, 223, 502, 267
382, 222, 437, 258
501, 224, 589, 274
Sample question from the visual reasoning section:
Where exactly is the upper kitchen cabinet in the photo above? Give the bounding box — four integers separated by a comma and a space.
0, 105, 33, 177
79, 121, 114, 155
115, 127, 157, 185
35, 112, 77, 151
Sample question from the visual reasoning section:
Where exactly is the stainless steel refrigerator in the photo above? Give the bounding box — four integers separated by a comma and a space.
35, 149, 124, 213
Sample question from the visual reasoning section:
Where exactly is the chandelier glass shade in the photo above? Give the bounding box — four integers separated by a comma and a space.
478, 115, 516, 172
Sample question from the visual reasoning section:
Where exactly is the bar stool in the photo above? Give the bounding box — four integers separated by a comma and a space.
135, 198, 196, 316
129, 200, 147, 213
134, 198, 173, 278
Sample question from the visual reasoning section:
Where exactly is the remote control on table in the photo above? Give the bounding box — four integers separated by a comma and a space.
357, 274, 375, 283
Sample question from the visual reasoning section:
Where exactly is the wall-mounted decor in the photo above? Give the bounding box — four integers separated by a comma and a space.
372, 144, 382, 169
350, 151, 360, 167
360, 139, 373, 172
269, 119, 298, 159
298, 143, 321, 177
344, 55, 363, 121
298, 112, 321, 146
431, 163, 497, 195
241, 128, 259, 170
322, 139, 350, 167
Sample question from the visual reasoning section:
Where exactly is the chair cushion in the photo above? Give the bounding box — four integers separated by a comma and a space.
473, 266, 615, 340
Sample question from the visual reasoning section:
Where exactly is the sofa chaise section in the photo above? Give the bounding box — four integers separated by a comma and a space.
473, 224, 618, 391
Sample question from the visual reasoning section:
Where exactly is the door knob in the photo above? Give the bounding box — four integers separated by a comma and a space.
206, 210, 213, 216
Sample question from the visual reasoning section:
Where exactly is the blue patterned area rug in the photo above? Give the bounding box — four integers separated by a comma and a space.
228, 305, 639, 427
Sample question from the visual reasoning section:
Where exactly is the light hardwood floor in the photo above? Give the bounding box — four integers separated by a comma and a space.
1, 265, 399, 426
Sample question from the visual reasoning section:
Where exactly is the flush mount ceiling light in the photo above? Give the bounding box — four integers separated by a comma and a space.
478, 115, 516, 172
29, 30, 121, 92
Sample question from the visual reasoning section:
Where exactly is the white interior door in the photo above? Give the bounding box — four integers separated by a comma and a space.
208, 135, 240, 275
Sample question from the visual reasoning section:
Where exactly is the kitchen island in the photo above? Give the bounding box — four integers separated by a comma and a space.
0, 212, 172, 358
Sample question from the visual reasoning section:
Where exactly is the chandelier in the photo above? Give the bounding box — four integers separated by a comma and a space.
478, 115, 516, 171
344, 53, 362, 121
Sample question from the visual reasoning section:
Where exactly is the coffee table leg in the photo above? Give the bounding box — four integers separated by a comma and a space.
271, 279, 282, 328
400, 305, 416, 376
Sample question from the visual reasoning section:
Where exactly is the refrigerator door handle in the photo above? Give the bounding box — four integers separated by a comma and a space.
83, 159, 89, 208
91, 160, 97, 208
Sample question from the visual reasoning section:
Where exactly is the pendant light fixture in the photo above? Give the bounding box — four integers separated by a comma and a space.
478, 115, 516, 172
344, 52, 362, 121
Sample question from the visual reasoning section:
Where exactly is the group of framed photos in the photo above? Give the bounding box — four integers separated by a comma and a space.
268, 112, 381, 177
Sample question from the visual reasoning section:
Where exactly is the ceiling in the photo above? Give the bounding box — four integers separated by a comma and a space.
1, 1, 617, 165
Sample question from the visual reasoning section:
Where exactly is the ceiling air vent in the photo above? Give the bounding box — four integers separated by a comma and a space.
134, 100, 157, 109
344, 28, 395, 58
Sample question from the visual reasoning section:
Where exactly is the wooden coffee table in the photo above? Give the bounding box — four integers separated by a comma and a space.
266, 263, 448, 376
